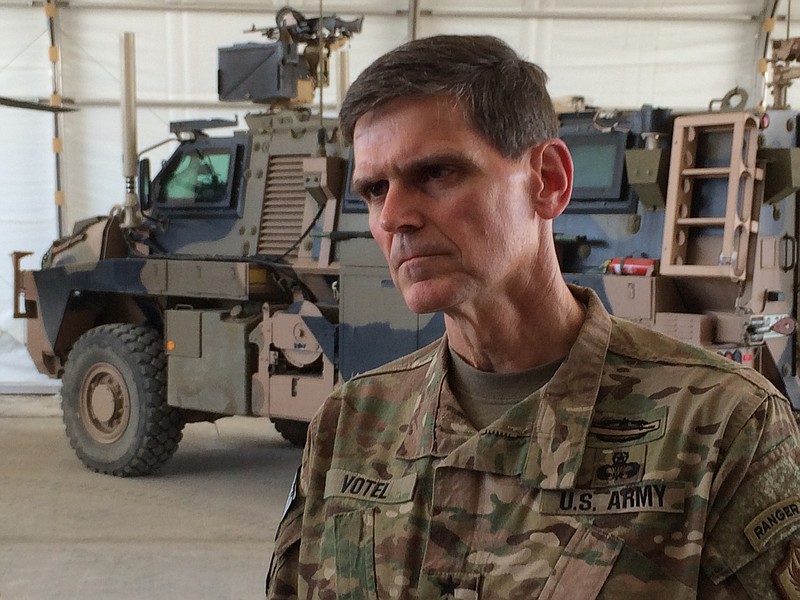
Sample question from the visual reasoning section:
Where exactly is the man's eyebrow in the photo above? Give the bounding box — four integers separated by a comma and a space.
410, 152, 474, 172
352, 152, 475, 194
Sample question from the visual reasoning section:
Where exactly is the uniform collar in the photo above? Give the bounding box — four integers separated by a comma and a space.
396, 286, 613, 490
520, 286, 612, 488
395, 337, 461, 461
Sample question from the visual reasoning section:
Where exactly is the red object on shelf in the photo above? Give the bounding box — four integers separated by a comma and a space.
606, 257, 658, 276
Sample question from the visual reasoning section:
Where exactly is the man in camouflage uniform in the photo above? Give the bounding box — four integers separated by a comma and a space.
266, 35, 800, 599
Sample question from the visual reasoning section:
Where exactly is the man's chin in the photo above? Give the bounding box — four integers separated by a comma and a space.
405, 304, 443, 316
400, 284, 458, 315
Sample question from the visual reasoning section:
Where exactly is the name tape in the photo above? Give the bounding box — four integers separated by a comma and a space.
324, 468, 416, 504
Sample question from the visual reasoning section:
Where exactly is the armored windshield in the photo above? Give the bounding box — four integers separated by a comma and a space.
157, 148, 232, 207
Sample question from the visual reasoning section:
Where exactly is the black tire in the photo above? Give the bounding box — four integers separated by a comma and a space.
61, 323, 186, 476
272, 418, 309, 448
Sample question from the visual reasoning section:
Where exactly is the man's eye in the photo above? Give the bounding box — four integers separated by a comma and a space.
362, 181, 388, 201
422, 165, 452, 181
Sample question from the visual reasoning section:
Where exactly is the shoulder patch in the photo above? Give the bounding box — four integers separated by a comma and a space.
746, 497, 800, 552
324, 469, 416, 504
773, 539, 800, 600
280, 467, 300, 522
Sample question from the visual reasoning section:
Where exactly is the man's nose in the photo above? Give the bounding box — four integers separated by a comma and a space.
379, 182, 424, 233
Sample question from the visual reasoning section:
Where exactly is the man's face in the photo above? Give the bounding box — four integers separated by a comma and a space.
351, 96, 547, 316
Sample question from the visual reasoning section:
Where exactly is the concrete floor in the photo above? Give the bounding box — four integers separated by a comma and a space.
0, 396, 303, 600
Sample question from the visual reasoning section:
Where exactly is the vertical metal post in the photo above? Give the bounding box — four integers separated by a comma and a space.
44, 0, 65, 237
408, 0, 421, 41
120, 32, 141, 228
337, 46, 350, 109
318, 0, 324, 129
313, 0, 327, 157
756, 0, 780, 108
787, 0, 792, 39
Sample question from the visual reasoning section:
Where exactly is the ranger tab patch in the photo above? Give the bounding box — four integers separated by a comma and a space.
324, 468, 416, 504
745, 496, 800, 552
540, 480, 686, 516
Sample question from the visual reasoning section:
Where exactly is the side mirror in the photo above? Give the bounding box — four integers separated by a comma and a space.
137, 158, 151, 210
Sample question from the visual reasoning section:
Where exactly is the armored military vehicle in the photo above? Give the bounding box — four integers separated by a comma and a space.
13, 15, 800, 476
12, 8, 442, 476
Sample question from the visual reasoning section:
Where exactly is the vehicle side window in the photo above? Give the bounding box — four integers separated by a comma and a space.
158, 149, 232, 206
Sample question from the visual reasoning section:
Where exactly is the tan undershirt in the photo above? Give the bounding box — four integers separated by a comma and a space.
447, 347, 562, 430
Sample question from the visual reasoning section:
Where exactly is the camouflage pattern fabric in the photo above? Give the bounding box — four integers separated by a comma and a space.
266, 286, 800, 599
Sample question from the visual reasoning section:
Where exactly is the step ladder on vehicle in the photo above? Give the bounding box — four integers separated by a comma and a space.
661, 112, 765, 281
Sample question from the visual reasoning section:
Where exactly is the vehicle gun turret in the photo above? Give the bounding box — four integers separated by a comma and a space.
219, 7, 363, 107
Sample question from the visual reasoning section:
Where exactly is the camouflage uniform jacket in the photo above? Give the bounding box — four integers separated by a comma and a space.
266, 286, 800, 599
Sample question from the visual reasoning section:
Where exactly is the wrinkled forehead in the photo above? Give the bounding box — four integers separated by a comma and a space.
354, 95, 465, 136
351, 96, 478, 172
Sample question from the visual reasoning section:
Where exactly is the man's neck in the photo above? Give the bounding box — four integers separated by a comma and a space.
444, 276, 585, 373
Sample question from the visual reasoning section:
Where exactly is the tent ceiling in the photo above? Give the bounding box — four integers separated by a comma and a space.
0, 1, 787, 20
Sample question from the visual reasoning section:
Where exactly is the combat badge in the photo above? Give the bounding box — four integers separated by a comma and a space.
773, 539, 800, 600
588, 407, 667, 448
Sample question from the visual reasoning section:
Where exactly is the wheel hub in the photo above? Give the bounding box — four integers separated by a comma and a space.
89, 384, 116, 423
79, 362, 131, 444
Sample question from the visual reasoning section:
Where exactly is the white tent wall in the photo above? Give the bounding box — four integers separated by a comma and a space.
0, 7, 59, 391
0, 0, 795, 388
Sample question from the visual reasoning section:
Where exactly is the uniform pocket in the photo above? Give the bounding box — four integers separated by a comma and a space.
328, 507, 379, 600
539, 526, 623, 600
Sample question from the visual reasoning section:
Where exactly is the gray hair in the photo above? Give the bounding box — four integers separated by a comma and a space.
339, 35, 558, 158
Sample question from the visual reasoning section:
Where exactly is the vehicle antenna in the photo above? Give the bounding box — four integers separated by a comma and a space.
317, 0, 325, 156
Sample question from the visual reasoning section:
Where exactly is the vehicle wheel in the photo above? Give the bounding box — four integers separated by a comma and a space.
61, 323, 186, 476
272, 418, 309, 447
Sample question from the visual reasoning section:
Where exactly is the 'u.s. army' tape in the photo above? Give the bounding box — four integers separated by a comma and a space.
540, 480, 686, 515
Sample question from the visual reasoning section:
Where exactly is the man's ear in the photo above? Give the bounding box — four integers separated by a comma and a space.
529, 139, 573, 220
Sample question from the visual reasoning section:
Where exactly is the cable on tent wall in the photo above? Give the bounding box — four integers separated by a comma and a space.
0, 29, 47, 76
